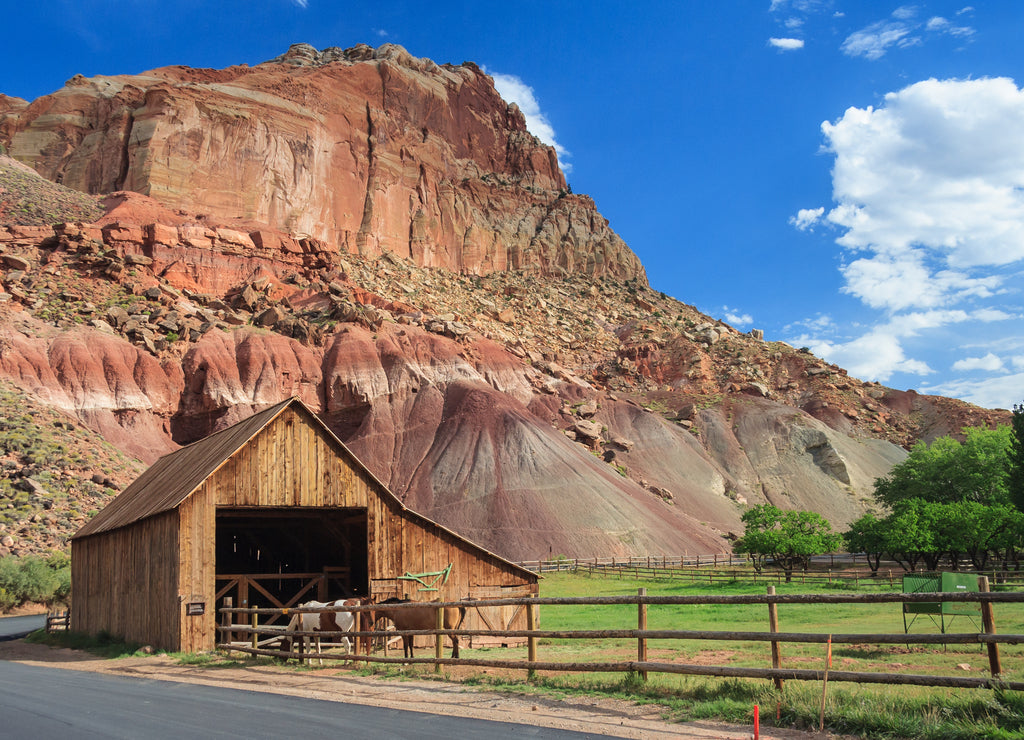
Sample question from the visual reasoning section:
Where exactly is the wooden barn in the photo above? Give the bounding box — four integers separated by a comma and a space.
71, 397, 538, 652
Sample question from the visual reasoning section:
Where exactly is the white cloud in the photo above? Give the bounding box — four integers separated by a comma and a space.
813, 77, 1024, 313
790, 328, 933, 381
841, 20, 916, 60
923, 373, 1024, 410
841, 7, 974, 59
769, 0, 830, 13
839, 254, 1001, 312
951, 353, 1005, 372
784, 313, 836, 335
291, 0, 308, 7
769, 37, 805, 51
892, 5, 919, 21
723, 307, 754, 327
485, 70, 570, 173
790, 207, 824, 231
787, 309, 1014, 383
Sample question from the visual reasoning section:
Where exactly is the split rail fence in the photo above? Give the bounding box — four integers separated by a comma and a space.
519, 555, 1024, 588
218, 580, 1024, 691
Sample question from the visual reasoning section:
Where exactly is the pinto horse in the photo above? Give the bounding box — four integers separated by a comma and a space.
373, 597, 467, 659
283, 600, 355, 665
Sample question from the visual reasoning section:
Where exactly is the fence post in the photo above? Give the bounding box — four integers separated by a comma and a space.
222, 596, 233, 645
435, 606, 443, 674
638, 588, 648, 681
527, 600, 538, 680
251, 611, 259, 650
978, 576, 1002, 679
767, 585, 784, 690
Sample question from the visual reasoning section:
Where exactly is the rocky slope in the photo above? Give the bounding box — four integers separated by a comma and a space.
0, 43, 643, 281
0, 46, 1009, 562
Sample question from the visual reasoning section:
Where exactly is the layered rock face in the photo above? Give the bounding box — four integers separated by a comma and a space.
0, 46, 1007, 562
0, 44, 644, 281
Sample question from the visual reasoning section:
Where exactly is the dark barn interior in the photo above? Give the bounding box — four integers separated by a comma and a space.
215, 507, 369, 614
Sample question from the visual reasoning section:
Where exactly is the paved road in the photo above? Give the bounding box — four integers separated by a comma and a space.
0, 614, 46, 640
0, 661, 615, 739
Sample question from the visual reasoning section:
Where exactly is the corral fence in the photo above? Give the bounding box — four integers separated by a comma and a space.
46, 608, 70, 633
518, 555, 1024, 588
518, 554, 748, 572
217, 577, 1024, 691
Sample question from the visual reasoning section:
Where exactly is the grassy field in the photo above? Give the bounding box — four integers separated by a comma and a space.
527, 572, 1024, 678
452, 571, 1024, 739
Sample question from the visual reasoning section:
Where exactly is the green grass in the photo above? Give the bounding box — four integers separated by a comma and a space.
443, 571, 1024, 739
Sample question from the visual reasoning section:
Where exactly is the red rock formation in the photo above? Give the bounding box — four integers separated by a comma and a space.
1, 44, 645, 282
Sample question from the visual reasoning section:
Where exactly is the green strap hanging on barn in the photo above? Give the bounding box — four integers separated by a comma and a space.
398, 563, 453, 591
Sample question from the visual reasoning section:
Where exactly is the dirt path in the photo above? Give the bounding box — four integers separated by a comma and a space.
0, 639, 850, 739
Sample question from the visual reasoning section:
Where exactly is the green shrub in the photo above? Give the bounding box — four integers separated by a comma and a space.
0, 554, 70, 608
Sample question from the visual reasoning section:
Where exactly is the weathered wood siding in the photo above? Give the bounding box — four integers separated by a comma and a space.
78, 401, 537, 653
177, 486, 215, 651
70, 510, 180, 650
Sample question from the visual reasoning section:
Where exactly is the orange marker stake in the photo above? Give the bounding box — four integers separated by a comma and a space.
753, 703, 760, 740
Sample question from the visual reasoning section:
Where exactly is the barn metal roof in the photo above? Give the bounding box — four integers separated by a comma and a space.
71, 397, 536, 580
73, 398, 295, 539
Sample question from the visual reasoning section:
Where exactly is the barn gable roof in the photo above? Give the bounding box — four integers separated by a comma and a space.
72, 397, 536, 580
73, 398, 295, 539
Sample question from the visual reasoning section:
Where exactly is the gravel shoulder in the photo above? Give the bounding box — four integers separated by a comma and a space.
0, 638, 855, 739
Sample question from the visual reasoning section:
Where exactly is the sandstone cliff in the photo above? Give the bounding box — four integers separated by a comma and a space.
0, 44, 644, 282
0, 47, 1009, 562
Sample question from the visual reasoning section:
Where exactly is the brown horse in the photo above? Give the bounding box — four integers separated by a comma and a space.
373, 597, 467, 659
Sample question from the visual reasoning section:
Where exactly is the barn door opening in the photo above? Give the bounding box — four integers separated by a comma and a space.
215, 507, 368, 620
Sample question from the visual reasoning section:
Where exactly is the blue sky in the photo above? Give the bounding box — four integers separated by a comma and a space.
3, 1, 1023, 411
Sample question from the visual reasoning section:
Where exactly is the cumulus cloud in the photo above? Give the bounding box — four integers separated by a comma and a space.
769, 37, 805, 51
841, 7, 974, 59
486, 70, 570, 172
818, 77, 1024, 311
790, 207, 824, 231
789, 327, 933, 381
951, 353, 1005, 372
923, 372, 1024, 410
787, 309, 1013, 383
723, 307, 754, 327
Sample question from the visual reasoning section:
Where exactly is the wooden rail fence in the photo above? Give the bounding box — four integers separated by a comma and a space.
218, 580, 1024, 691
519, 555, 1024, 587
45, 609, 70, 633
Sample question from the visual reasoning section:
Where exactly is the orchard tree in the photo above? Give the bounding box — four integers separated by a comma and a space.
873, 426, 1012, 507
1010, 404, 1024, 513
844, 513, 888, 575
733, 504, 841, 582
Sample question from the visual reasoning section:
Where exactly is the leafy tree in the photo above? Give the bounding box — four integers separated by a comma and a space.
844, 513, 888, 575
873, 426, 1012, 507
1010, 404, 1024, 513
882, 499, 940, 572
733, 504, 841, 582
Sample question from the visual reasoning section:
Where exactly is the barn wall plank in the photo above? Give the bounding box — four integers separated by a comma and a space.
70, 512, 180, 650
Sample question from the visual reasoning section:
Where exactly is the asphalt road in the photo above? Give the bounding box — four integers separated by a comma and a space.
0, 613, 46, 640
0, 661, 615, 739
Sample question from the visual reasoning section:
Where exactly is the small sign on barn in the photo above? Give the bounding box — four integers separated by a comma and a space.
186, 602, 206, 617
